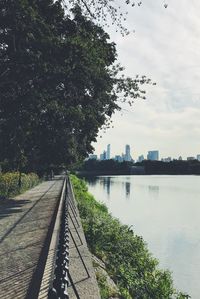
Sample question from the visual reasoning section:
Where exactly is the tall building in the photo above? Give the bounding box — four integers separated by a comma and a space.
106, 144, 111, 160
124, 144, 132, 161
114, 155, 123, 162
147, 150, 159, 161
100, 150, 107, 161
197, 155, 200, 161
138, 155, 144, 162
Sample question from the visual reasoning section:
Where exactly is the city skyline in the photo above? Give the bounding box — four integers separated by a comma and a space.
98, 144, 133, 162
92, 1, 200, 160
91, 143, 200, 162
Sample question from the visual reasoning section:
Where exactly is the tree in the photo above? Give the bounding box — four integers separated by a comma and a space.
0, 1, 153, 174
64, 0, 169, 35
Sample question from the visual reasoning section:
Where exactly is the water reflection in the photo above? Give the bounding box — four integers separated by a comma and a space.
102, 177, 111, 195
84, 175, 200, 299
85, 176, 131, 198
83, 175, 98, 186
125, 182, 131, 197
148, 185, 159, 200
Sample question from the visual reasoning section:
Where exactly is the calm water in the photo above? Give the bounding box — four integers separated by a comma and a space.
85, 175, 200, 298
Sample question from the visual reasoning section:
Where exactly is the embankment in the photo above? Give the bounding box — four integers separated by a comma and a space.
71, 174, 189, 299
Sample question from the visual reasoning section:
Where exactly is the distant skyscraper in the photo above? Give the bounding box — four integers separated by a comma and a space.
197, 155, 200, 161
138, 155, 144, 162
147, 150, 159, 161
114, 155, 123, 162
106, 144, 111, 160
125, 144, 132, 161
100, 150, 107, 161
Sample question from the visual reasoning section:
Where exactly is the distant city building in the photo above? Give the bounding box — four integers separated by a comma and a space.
114, 155, 123, 162
124, 144, 132, 161
162, 157, 172, 162
138, 155, 144, 162
88, 154, 97, 160
100, 150, 107, 161
187, 156, 195, 161
106, 144, 111, 160
147, 150, 159, 161
97, 148, 200, 163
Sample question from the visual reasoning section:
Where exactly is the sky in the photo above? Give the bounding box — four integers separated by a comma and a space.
92, 0, 200, 161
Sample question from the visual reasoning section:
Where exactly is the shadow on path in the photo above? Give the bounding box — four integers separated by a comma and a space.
0, 198, 31, 220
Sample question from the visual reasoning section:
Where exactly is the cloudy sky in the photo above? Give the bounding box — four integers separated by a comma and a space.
92, 0, 200, 161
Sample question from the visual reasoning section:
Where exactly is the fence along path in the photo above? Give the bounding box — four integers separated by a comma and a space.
39, 176, 100, 299
0, 177, 64, 299
0, 175, 100, 299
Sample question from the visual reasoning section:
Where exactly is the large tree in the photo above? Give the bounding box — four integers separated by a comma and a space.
0, 0, 152, 173
64, 0, 168, 35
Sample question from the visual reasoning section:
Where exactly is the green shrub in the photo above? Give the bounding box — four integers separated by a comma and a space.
0, 172, 40, 198
71, 175, 189, 299
96, 271, 120, 299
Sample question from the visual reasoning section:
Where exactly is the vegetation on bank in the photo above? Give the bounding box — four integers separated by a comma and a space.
137, 159, 200, 175
71, 175, 189, 299
77, 159, 133, 175
0, 172, 40, 199
77, 158, 200, 175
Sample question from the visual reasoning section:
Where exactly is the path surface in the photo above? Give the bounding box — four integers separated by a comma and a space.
0, 177, 64, 299
38, 178, 101, 299
0, 176, 101, 299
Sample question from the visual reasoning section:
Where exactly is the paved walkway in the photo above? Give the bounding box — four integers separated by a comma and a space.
0, 176, 100, 299
0, 177, 64, 299
38, 178, 101, 299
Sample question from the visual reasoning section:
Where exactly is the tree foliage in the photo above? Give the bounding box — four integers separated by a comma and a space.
0, 0, 153, 173
136, 160, 200, 175
78, 159, 133, 174
64, 0, 169, 35
0, 172, 39, 198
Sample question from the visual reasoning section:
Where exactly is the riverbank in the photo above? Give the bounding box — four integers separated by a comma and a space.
71, 175, 189, 299
76, 159, 200, 175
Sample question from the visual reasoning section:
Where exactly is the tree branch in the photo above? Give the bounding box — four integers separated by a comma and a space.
79, 0, 95, 18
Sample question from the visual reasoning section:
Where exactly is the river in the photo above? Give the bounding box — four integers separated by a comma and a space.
84, 175, 200, 298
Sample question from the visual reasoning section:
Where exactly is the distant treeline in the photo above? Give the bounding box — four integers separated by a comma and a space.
77, 159, 200, 175
77, 159, 132, 175
138, 159, 200, 174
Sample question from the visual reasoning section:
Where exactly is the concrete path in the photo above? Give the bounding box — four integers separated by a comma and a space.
0, 176, 100, 299
0, 177, 64, 299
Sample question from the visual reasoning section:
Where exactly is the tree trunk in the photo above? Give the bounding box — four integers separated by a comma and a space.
18, 170, 22, 189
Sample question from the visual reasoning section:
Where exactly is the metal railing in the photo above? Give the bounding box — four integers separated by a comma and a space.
48, 176, 90, 299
